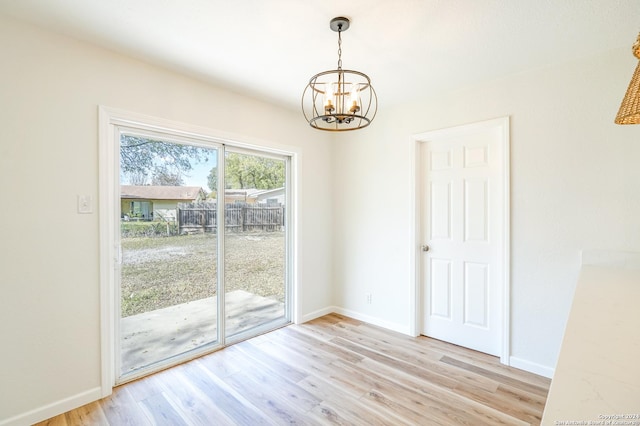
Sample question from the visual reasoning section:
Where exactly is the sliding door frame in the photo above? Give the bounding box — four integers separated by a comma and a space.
222, 145, 293, 346
98, 106, 296, 394
114, 126, 225, 384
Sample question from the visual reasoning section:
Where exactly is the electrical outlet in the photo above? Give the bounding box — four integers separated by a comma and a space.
366, 293, 372, 304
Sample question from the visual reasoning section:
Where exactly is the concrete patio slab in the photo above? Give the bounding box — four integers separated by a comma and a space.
120, 290, 284, 373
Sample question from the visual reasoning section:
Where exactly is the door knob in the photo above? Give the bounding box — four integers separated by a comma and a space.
421, 245, 430, 252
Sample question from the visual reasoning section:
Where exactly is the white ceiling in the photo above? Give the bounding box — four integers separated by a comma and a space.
2, 0, 640, 109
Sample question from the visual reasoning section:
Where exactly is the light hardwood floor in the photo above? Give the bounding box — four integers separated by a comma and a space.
37, 314, 550, 425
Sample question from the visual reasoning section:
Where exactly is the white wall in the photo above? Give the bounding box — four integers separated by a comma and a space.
332, 48, 640, 375
0, 16, 333, 424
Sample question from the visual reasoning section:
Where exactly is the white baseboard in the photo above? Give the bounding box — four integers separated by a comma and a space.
509, 356, 555, 378
300, 306, 336, 323
0, 386, 103, 426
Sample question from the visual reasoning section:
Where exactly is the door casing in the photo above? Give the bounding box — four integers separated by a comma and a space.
98, 106, 298, 395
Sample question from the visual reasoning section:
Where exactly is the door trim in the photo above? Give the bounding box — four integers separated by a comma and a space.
410, 116, 510, 364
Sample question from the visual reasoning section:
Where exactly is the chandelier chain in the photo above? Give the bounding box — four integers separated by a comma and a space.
337, 28, 343, 70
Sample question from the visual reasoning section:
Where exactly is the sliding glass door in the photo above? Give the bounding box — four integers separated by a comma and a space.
118, 133, 220, 379
116, 129, 290, 383
224, 150, 288, 341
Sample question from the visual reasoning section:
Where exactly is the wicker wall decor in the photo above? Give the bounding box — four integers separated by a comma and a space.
615, 33, 640, 124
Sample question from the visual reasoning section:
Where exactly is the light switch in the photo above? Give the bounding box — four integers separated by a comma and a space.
78, 195, 93, 214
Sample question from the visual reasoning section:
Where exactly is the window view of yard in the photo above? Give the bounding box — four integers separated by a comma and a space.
120, 231, 285, 318
118, 134, 288, 376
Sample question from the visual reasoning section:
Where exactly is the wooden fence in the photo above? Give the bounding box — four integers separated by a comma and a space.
177, 202, 284, 234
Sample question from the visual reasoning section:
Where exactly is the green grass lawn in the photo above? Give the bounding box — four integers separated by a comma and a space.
121, 232, 285, 317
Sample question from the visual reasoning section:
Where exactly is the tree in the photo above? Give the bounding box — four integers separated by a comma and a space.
207, 167, 217, 193
224, 153, 284, 189
152, 171, 184, 186
120, 136, 211, 184
125, 170, 148, 186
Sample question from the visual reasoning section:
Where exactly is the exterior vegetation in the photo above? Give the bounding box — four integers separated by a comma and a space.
119, 136, 287, 318
121, 232, 285, 317
121, 221, 179, 238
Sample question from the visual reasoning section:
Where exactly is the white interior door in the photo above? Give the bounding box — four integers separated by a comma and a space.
419, 118, 509, 357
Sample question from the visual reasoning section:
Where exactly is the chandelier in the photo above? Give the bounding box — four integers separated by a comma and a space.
302, 17, 377, 131
615, 32, 640, 124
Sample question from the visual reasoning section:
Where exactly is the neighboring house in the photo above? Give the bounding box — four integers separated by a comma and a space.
253, 187, 285, 205
121, 185, 206, 221
223, 189, 259, 205
223, 187, 285, 205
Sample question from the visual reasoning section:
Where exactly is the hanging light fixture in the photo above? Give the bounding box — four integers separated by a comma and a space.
302, 17, 377, 131
615, 32, 640, 124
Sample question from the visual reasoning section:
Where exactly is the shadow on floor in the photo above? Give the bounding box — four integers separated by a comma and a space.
120, 290, 284, 373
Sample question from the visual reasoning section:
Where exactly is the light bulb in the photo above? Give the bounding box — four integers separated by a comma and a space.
324, 83, 335, 112
349, 84, 360, 113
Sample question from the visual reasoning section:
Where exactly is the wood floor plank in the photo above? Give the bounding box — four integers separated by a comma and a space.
329, 336, 461, 390
234, 339, 309, 383
137, 392, 188, 426
334, 317, 551, 391
124, 372, 167, 402
264, 327, 342, 365
279, 326, 365, 363
185, 361, 273, 425
260, 338, 423, 424
328, 323, 501, 393
194, 341, 246, 379
254, 336, 372, 403
414, 334, 550, 388
346, 357, 524, 426
363, 388, 443, 425
331, 361, 470, 425
100, 386, 152, 426
222, 345, 320, 413
33, 413, 69, 426
441, 355, 549, 397
255, 338, 334, 378
154, 366, 238, 426
222, 370, 317, 425
299, 331, 538, 425
297, 374, 407, 426
39, 314, 549, 425
452, 380, 546, 424
64, 401, 109, 426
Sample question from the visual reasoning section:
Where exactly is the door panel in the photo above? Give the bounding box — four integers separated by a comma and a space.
464, 179, 488, 242
118, 135, 219, 378
223, 150, 288, 341
421, 122, 507, 357
430, 258, 452, 319
463, 261, 489, 328
430, 181, 452, 239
